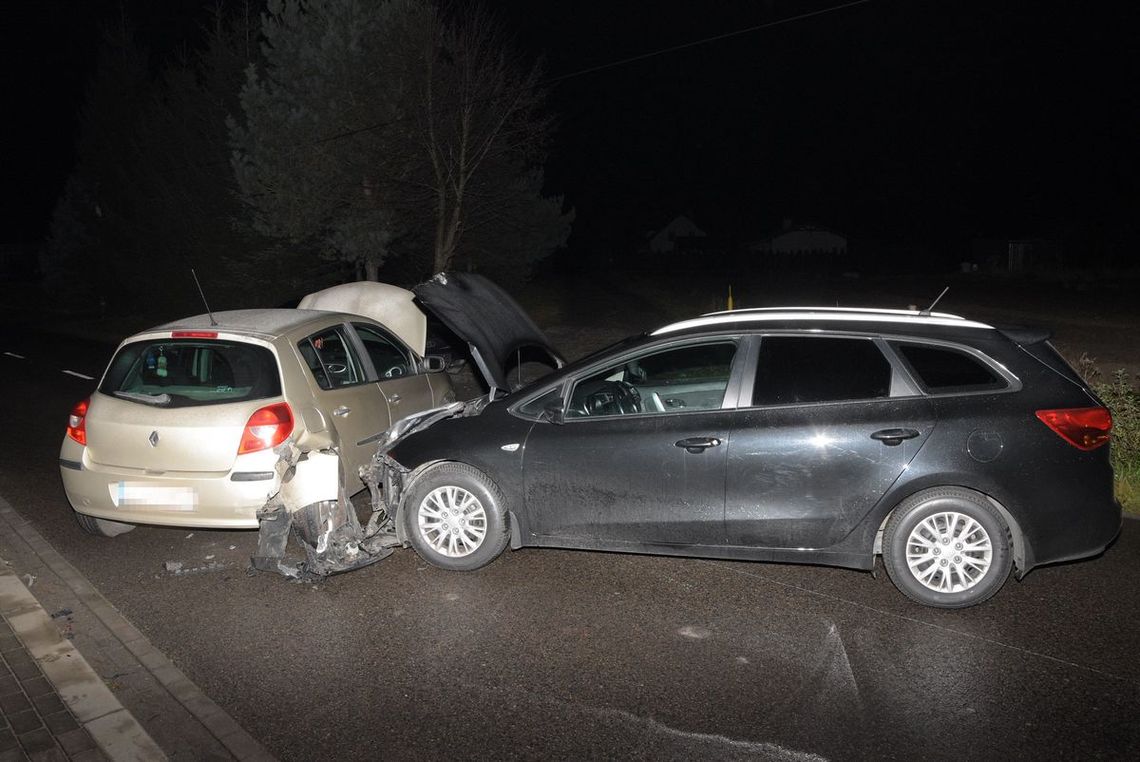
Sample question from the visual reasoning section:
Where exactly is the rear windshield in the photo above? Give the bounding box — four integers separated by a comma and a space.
99, 339, 281, 408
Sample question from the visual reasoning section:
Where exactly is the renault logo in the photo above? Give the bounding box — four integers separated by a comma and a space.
149, 431, 159, 447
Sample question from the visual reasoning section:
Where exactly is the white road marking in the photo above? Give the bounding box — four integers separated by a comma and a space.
677, 625, 712, 639
3, 352, 25, 359
62, 370, 94, 380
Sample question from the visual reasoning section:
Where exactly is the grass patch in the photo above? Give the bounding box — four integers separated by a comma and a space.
1080, 357, 1140, 515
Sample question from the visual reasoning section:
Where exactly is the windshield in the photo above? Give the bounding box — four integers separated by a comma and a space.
508, 334, 645, 406
99, 339, 281, 408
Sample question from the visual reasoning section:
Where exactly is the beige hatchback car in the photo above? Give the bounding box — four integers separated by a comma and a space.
59, 283, 454, 536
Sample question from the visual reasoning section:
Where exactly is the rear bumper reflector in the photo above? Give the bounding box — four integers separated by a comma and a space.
231, 472, 275, 482
59, 459, 83, 471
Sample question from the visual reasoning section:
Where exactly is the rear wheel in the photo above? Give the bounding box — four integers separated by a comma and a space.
74, 512, 135, 537
882, 487, 1011, 608
402, 462, 509, 571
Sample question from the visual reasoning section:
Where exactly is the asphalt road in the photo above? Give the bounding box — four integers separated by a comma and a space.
2, 326, 1138, 760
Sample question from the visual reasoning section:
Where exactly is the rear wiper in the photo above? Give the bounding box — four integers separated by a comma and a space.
114, 391, 172, 406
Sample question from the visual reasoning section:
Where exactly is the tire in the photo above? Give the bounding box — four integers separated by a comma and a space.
402, 462, 510, 571
882, 487, 1012, 609
74, 512, 135, 537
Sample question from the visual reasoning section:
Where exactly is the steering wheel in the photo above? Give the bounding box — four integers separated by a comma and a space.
584, 380, 641, 416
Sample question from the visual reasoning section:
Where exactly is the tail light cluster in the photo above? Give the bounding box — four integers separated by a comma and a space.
238, 402, 294, 454
1035, 407, 1112, 451
67, 398, 292, 453
66, 398, 89, 445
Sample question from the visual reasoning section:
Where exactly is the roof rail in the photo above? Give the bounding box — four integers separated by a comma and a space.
701, 306, 966, 319
652, 308, 993, 336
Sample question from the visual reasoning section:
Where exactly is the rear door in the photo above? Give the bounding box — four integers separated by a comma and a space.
724, 334, 935, 549
295, 324, 392, 486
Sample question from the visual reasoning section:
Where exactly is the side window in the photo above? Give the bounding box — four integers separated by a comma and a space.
567, 342, 737, 418
298, 326, 364, 390
515, 388, 562, 419
353, 323, 413, 379
752, 336, 890, 406
893, 342, 1006, 394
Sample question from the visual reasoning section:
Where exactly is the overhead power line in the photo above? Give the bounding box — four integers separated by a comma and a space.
544, 0, 875, 86
312, 0, 875, 146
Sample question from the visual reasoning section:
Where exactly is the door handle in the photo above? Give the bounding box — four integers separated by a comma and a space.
870, 428, 920, 446
675, 437, 722, 454
389, 393, 401, 404
332, 406, 351, 417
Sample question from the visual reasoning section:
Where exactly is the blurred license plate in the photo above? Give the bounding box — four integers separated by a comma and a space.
110, 482, 198, 511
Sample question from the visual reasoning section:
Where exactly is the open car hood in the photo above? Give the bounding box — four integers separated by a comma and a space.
299, 282, 427, 356
414, 272, 564, 394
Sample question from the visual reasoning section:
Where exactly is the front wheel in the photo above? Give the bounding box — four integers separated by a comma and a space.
402, 462, 510, 571
882, 487, 1012, 608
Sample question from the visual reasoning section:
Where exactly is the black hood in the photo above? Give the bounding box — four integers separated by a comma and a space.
414, 272, 564, 393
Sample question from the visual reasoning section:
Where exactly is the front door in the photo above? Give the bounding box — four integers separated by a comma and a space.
524, 340, 741, 547
351, 322, 435, 431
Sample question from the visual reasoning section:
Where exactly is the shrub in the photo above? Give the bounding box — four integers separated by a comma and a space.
1084, 361, 1140, 515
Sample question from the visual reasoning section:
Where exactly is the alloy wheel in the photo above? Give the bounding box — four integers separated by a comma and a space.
904, 511, 993, 593
417, 485, 488, 558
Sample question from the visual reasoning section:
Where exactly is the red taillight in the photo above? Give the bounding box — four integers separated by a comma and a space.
1035, 407, 1112, 451
238, 403, 293, 454
171, 331, 218, 339
67, 398, 89, 445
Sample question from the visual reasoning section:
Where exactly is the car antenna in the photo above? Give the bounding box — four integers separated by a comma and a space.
920, 286, 950, 316
191, 268, 218, 327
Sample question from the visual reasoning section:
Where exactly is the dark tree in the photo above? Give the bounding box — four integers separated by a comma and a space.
44, 10, 289, 314
230, 0, 571, 283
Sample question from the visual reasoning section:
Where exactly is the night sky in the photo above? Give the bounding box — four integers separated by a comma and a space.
3, 0, 1137, 256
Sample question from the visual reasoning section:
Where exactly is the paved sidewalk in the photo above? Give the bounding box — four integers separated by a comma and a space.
1, 570, 158, 761
0, 499, 273, 761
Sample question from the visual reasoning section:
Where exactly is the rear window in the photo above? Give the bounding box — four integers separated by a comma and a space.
892, 343, 1006, 393
99, 339, 281, 408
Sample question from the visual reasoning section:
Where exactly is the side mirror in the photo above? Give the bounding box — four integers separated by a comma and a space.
422, 355, 447, 373
541, 399, 565, 425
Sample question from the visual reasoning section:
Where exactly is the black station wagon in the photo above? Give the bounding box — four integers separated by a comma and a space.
370, 292, 1121, 608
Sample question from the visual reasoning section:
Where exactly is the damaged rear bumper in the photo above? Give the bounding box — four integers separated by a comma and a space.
250, 402, 471, 580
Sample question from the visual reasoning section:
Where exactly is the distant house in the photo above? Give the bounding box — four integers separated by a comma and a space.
747, 220, 847, 272
645, 215, 708, 254
970, 238, 1063, 273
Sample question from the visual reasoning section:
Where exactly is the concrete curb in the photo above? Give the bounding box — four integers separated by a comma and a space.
0, 570, 165, 760
0, 500, 274, 761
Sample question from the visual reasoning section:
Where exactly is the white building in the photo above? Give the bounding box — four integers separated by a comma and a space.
751, 221, 847, 258
646, 215, 708, 254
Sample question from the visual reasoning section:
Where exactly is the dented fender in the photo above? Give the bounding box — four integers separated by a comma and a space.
250, 438, 397, 580
278, 448, 340, 509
